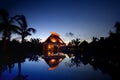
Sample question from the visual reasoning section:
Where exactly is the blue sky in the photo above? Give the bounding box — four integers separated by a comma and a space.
0, 0, 120, 43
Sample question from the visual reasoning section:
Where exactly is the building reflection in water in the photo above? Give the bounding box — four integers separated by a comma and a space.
42, 51, 66, 70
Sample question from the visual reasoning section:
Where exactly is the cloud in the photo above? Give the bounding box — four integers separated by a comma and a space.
65, 32, 74, 37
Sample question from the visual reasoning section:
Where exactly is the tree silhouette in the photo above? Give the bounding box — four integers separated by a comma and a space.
71, 38, 80, 47
13, 62, 28, 80
0, 9, 18, 41
92, 37, 98, 42
15, 15, 36, 43
114, 21, 120, 34
0, 9, 19, 49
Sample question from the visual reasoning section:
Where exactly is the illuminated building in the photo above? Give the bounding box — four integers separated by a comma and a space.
43, 32, 65, 56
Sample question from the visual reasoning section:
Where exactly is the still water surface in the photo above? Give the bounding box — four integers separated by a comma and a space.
1, 54, 111, 80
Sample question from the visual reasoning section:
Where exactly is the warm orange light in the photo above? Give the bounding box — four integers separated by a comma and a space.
59, 39, 63, 43
50, 32, 60, 37
50, 37, 56, 42
48, 45, 51, 49
48, 65, 58, 70
58, 58, 63, 62
48, 51, 51, 56
49, 59, 56, 64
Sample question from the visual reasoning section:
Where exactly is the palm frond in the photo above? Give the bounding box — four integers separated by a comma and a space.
27, 28, 36, 33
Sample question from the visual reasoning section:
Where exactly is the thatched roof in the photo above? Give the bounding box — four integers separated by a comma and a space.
44, 32, 65, 45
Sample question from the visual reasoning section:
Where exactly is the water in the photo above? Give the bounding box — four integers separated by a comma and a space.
0, 54, 111, 80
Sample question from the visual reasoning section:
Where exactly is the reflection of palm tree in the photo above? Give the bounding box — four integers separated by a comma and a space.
8, 64, 14, 74
65, 56, 81, 67
29, 54, 39, 62
18, 62, 21, 76
13, 62, 28, 80
15, 15, 36, 43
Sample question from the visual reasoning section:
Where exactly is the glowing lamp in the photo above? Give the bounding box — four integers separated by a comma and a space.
48, 45, 51, 49
48, 51, 51, 56
58, 58, 63, 62
50, 37, 56, 42
49, 59, 56, 64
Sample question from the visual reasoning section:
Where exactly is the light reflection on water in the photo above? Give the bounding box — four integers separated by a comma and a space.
1, 55, 111, 80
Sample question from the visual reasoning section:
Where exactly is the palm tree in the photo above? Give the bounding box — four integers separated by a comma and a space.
0, 9, 19, 41
15, 15, 36, 43
71, 38, 81, 47
0, 9, 19, 49
92, 37, 98, 42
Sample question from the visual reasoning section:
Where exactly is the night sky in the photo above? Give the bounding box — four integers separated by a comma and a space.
0, 0, 120, 43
